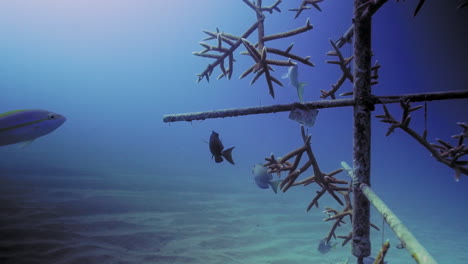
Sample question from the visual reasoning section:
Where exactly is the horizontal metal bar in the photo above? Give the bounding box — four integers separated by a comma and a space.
162, 90, 468, 123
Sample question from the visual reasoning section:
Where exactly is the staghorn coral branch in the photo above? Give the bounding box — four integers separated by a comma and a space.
254, 0, 266, 50
338, 232, 353, 246
376, 101, 468, 181
321, 39, 354, 99
306, 188, 327, 211
324, 44, 380, 99
327, 51, 382, 99
263, 18, 313, 42
281, 160, 313, 192
280, 142, 309, 162
397, 0, 426, 16
242, 0, 260, 13
371, 60, 381, 85
336, 0, 389, 48
324, 209, 352, 222
289, 0, 324, 19
264, 59, 294, 67
326, 39, 353, 79
201, 29, 238, 42
241, 44, 314, 67
241, 38, 282, 97
242, 0, 282, 15
321, 189, 380, 247
294, 168, 343, 186
195, 0, 315, 99
263, 126, 347, 209
195, 18, 263, 83
267, 46, 314, 66
239, 17, 313, 98
322, 191, 352, 243
340, 60, 381, 97
261, 0, 282, 13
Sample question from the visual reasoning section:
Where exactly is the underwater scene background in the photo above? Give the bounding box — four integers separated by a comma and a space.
0, 1, 467, 263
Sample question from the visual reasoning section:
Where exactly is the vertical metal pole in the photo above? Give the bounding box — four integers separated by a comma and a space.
352, 0, 373, 261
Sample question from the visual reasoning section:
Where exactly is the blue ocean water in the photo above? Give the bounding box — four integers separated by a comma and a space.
0, 1, 467, 263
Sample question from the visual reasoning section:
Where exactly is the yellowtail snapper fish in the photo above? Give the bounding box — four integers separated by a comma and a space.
0, 109, 66, 148
209, 131, 235, 165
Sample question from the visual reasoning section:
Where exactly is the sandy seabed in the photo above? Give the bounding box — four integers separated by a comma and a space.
0, 166, 466, 264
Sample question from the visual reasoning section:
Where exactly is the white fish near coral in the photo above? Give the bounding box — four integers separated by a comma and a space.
282, 64, 307, 102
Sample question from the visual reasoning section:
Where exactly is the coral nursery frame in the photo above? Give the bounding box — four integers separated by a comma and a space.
163, 1, 468, 263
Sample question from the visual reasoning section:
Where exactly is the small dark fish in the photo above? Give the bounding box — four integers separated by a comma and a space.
318, 237, 337, 254
209, 131, 235, 165
252, 164, 282, 193
396, 241, 406, 249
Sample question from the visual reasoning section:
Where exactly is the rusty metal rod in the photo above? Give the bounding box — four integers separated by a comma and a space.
352, 0, 373, 259
163, 90, 468, 123
360, 184, 438, 264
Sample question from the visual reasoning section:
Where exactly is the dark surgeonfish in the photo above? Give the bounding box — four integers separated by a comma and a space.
0, 109, 66, 148
209, 131, 235, 164
252, 164, 282, 194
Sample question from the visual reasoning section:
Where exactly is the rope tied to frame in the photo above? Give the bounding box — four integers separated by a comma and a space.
381, 212, 386, 247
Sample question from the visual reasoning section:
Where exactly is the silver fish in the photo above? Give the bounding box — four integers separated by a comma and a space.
0, 109, 66, 147
318, 237, 337, 254
252, 164, 282, 193
282, 64, 307, 102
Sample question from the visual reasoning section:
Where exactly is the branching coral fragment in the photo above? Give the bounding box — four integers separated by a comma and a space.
376, 101, 468, 180
242, 43, 314, 67
396, 0, 459, 16
323, 40, 381, 99
263, 18, 313, 42
289, 0, 324, 19
240, 38, 291, 97
263, 126, 347, 208
321, 39, 353, 99
194, 19, 263, 82
194, 0, 314, 99
321, 190, 380, 247
323, 192, 352, 243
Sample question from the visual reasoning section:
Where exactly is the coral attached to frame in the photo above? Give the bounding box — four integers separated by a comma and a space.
194, 0, 317, 99
376, 100, 468, 181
